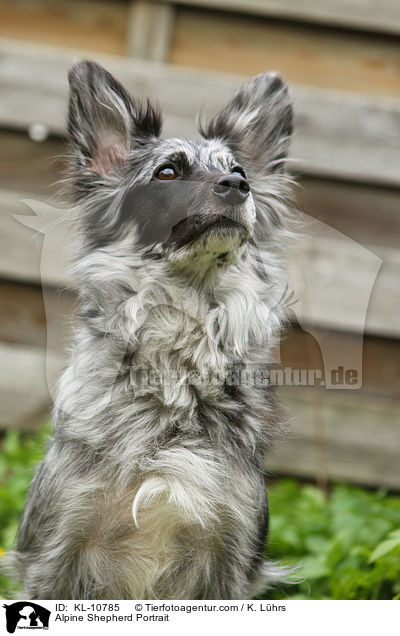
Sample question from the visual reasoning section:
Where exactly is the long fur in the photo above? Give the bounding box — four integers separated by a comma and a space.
8, 62, 296, 599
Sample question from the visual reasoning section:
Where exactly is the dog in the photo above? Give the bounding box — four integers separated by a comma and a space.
10, 61, 294, 599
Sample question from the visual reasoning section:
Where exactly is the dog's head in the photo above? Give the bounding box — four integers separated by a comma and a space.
67, 61, 293, 286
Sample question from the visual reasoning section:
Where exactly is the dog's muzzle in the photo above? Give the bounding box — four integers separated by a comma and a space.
165, 214, 248, 250
163, 173, 252, 250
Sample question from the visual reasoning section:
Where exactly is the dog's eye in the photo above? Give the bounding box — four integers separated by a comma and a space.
155, 164, 178, 181
231, 166, 247, 179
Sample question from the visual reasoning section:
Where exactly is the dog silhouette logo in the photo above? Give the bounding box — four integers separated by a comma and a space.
2, 602, 50, 633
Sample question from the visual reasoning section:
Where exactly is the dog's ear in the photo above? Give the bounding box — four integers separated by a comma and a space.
68, 61, 161, 176
200, 73, 292, 173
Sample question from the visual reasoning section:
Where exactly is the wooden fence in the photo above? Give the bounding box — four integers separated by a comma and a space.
0, 0, 399, 488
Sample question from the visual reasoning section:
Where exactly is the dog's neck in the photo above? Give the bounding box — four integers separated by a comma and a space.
121, 256, 283, 413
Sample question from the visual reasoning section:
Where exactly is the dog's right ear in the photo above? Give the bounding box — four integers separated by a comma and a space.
200, 72, 292, 175
68, 61, 161, 176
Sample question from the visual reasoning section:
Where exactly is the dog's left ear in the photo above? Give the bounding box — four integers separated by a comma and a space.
68, 60, 161, 176
200, 73, 293, 173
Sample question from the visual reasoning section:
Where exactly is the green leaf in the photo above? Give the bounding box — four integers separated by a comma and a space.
369, 533, 400, 563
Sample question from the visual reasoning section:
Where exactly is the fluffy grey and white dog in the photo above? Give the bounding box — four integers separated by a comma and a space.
10, 61, 294, 599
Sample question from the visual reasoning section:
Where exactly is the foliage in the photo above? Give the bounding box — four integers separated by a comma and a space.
0, 425, 50, 598
0, 427, 400, 599
266, 479, 400, 600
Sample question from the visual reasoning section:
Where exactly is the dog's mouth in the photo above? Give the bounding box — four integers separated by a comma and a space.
164, 214, 249, 250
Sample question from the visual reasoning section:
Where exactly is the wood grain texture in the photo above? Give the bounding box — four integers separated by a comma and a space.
280, 327, 400, 401
0, 130, 66, 194
127, 0, 176, 62
268, 387, 400, 489
287, 229, 399, 337
298, 177, 400, 250
1, 39, 400, 185
170, 8, 400, 98
0, 341, 64, 432
0, 189, 75, 286
0, 281, 75, 350
0, 0, 127, 55
159, 0, 400, 35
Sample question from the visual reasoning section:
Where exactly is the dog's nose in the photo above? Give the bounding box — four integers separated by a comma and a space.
213, 174, 250, 206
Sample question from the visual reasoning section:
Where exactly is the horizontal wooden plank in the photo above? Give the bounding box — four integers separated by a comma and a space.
268, 387, 400, 490
3, 1, 400, 95
0, 39, 400, 185
0, 0, 127, 55
171, 8, 400, 98
0, 130, 65, 194
298, 177, 400, 250
290, 87, 400, 185
0, 188, 398, 337
280, 327, 400, 401
162, 0, 400, 35
1, 0, 400, 57
0, 280, 75, 351
0, 342, 64, 432
287, 230, 400, 338
0, 190, 75, 287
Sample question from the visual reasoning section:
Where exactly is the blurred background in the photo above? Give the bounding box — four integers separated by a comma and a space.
0, 0, 399, 599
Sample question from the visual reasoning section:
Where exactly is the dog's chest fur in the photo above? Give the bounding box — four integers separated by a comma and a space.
128, 285, 227, 410
121, 257, 279, 411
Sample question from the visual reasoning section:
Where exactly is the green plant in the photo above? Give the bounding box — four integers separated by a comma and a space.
0, 425, 50, 597
266, 479, 400, 599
